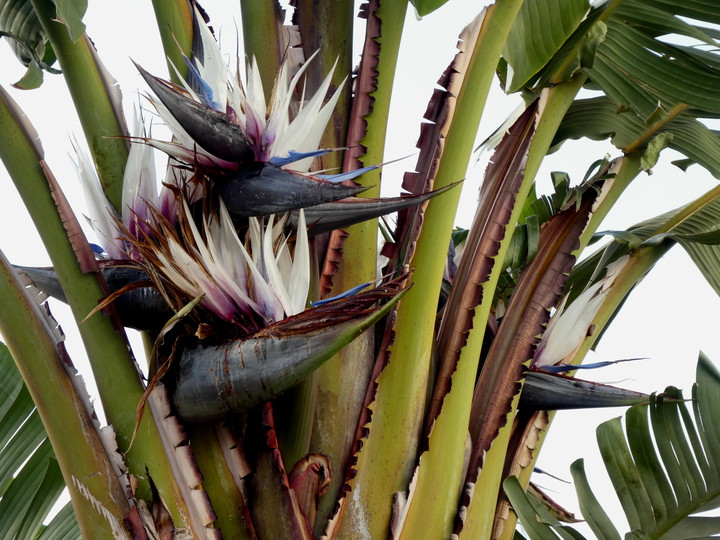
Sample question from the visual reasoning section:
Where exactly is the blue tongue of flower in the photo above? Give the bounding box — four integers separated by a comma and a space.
316, 164, 380, 183
537, 357, 645, 373
268, 149, 335, 167
182, 57, 222, 111
311, 282, 372, 306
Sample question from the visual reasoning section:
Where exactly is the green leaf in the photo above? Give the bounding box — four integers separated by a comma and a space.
0, 439, 58, 539
14, 455, 65, 539
659, 190, 720, 296
409, 0, 451, 17
0, 0, 54, 68
0, 342, 78, 538
590, 356, 720, 538
613, 2, 718, 45
597, 418, 655, 532
11, 59, 45, 89
587, 19, 720, 118
663, 516, 720, 539
0, 408, 45, 494
571, 460, 620, 540
640, 132, 673, 171
645, 0, 720, 25
37, 502, 80, 540
504, 477, 566, 540
552, 96, 720, 178
52, 0, 87, 41
0, 341, 25, 422
504, 0, 590, 92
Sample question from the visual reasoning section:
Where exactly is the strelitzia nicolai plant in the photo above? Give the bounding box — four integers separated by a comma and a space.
1, 0, 720, 539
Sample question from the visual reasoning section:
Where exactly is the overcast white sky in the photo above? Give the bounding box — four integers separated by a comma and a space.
1, 0, 719, 534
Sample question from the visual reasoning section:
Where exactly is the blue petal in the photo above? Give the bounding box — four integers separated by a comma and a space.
311, 282, 372, 306
317, 164, 379, 183
183, 57, 221, 111
269, 149, 334, 167
538, 358, 645, 373
89, 243, 106, 255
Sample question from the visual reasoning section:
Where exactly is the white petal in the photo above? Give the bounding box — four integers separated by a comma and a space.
262, 214, 293, 316
122, 111, 158, 229
246, 57, 267, 123
288, 209, 310, 315
73, 140, 124, 259
233, 215, 284, 321
192, 8, 229, 109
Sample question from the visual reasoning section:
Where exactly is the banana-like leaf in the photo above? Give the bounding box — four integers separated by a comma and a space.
613, 2, 718, 45
568, 185, 720, 309
136, 62, 254, 163
408, 0, 451, 17
552, 96, 720, 178
173, 280, 407, 421
15, 265, 173, 331
659, 193, 720, 297
520, 371, 648, 411
586, 8, 720, 119
648, 0, 720, 25
0, 0, 59, 88
506, 353, 720, 540
0, 343, 78, 539
503, 0, 589, 92
37, 502, 80, 539
52, 0, 87, 42
220, 163, 369, 218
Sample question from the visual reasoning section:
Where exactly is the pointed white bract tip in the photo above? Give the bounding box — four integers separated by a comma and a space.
72, 138, 125, 260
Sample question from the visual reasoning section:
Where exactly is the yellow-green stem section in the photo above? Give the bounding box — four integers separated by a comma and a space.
240, 0, 284, 103
460, 396, 521, 539
188, 424, 252, 539
151, 0, 194, 85
30, 0, 129, 211
275, 371, 318, 470
457, 77, 587, 538
577, 153, 642, 253
0, 253, 135, 538
398, 73, 587, 540
340, 2, 524, 536
311, 0, 408, 532
496, 413, 553, 540
0, 87, 187, 523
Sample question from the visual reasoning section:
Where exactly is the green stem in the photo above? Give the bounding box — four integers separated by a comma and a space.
309, 0, 408, 532
151, 0, 194, 84
0, 86, 189, 525
240, 0, 285, 103
577, 153, 643, 253
274, 372, 318, 471
271, 0, 355, 498
187, 424, 253, 539
0, 252, 136, 538
30, 0, 129, 211
339, 2, 523, 536
458, 75, 587, 538
293, 0, 354, 173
